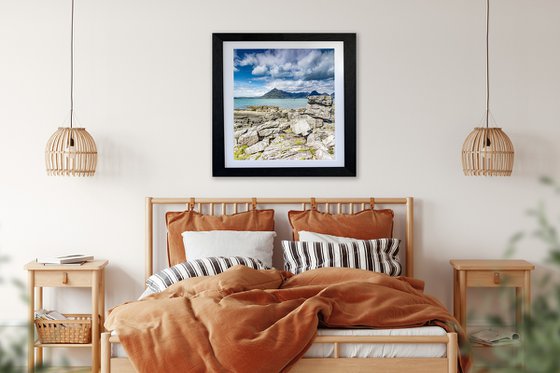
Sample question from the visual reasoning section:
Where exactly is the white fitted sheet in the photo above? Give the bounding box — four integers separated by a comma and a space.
111, 326, 447, 359
304, 326, 447, 358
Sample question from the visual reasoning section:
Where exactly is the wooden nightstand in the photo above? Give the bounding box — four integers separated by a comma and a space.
24, 260, 108, 373
450, 259, 534, 331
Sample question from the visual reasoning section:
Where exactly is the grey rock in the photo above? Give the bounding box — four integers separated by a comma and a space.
278, 120, 291, 130
258, 128, 280, 137
291, 118, 311, 136
322, 134, 335, 148
302, 115, 323, 129
308, 141, 333, 162
256, 121, 279, 131
238, 129, 259, 147
306, 133, 316, 145
307, 128, 333, 144
245, 139, 269, 154
307, 95, 333, 106
305, 103, 334, 122
260, 135, 307, 160
234, 128, 248, 139
261, 148, 295, 160
249, 116, 265, 125
287, 111, 299, 121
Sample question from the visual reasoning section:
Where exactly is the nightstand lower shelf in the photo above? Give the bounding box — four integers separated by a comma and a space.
35, 341, 93, 348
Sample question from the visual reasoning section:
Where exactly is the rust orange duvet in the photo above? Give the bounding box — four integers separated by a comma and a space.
106, 266, 469, 372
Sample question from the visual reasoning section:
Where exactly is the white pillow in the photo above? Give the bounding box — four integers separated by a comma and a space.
181, 230, 276, 268
299, 230, 360, 244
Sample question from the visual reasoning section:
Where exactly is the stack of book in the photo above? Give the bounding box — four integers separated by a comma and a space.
36, 254, 94, 265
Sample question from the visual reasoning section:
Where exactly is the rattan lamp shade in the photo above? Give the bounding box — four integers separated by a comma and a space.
462, 127, 514, 176
45, 127, 97, 176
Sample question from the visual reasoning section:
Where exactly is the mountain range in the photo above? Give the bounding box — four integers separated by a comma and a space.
236, 88, 334, 99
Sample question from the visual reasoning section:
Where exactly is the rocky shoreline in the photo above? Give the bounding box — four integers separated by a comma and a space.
233, 95, 335, 161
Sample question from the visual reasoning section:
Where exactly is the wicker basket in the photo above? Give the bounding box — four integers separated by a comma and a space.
35, 313, 92, 344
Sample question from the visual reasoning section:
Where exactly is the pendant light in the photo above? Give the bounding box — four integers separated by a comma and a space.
462, 0, 514, 176
45, 0, 97, 177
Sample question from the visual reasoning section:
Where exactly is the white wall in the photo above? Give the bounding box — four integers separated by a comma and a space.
1, 0, 560, 362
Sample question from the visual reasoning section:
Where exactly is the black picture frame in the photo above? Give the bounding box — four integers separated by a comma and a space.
213, 33, 356, 177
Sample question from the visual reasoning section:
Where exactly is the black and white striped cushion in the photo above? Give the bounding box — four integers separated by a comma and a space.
282, 239, 401, 276
146, 256, 268, 293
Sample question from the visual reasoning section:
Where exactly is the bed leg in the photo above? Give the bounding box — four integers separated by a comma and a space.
447, 332, 458, 373
101, 332, 111, 373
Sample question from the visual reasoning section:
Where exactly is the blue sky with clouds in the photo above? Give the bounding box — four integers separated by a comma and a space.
233, 48, 335, 98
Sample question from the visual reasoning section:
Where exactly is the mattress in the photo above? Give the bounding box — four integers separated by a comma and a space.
304, 326, 447, 358
111, 326, 447, 359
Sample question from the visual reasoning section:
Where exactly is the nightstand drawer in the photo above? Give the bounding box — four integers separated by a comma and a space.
466, 270, 524, 287
34, 270, 92, 287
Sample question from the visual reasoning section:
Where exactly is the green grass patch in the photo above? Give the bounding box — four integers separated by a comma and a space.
234, 145, 249, 160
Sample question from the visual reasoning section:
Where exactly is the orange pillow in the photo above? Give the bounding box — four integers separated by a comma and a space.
166, 209, 275, 266
288, 209, 394, 240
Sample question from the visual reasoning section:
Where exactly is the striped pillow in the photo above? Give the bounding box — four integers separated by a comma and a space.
146, 256, 268, 293
282, 239, 401, 276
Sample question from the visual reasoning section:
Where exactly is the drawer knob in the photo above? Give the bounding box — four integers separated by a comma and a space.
493, 272, 501, 284
62, 272, 68, 284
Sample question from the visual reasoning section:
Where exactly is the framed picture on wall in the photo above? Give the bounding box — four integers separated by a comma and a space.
212, 33, 356, 177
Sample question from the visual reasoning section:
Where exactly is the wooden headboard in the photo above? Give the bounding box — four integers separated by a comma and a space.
145, 197, 414, 280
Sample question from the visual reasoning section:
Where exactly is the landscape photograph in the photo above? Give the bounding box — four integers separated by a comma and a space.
232, 48, 336, 161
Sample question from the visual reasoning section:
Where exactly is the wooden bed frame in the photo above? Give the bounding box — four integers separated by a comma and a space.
100, 197, 458, 373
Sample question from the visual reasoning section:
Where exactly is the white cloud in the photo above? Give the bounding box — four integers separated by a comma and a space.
251, 65, 268, 75
237, 54, 258, 67
236, 49, 334, 81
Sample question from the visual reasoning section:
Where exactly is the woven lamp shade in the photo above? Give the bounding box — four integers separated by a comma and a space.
45, 127, 97, 176
462, 127, 514, 176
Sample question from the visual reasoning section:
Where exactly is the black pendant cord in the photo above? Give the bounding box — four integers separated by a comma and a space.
70, 0, 75, 130
485, 0, 490, 129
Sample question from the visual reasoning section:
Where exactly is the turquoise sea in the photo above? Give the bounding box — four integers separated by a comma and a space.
234, 98, 307, 110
